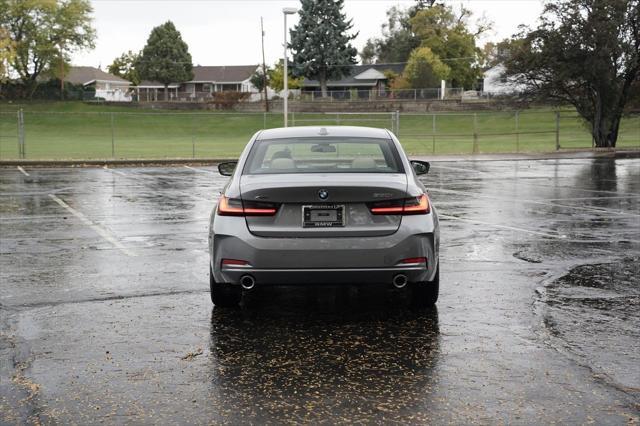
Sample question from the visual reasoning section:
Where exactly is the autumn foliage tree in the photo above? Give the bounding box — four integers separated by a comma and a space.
0, 0, 96, 96
504, 0, 639, 148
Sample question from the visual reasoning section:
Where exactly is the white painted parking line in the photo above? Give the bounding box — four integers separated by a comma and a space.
184, 165, 217, 174
431, 164, 488, 174
48, 194, 136, 257
439, 213, 567, 239
17, 166, 29, 177
103, 165, 129, 177
430, 187, 640, 217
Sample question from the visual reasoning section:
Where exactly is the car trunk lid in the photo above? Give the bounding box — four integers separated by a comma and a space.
240, 173, 407, 237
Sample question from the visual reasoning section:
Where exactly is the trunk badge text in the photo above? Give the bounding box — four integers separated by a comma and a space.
318, 189, 329, 200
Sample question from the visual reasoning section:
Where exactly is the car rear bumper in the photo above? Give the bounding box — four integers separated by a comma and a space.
218, 266, 432, 286
209, 213, 439, 285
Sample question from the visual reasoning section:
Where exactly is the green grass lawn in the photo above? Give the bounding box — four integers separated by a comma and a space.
0, 102, 638, 159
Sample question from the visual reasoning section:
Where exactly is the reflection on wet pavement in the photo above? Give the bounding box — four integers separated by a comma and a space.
1, 158, 639, 423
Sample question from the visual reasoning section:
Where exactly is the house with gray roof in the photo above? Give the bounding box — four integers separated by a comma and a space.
65, 66, 132, 102
301, 63, 405, 99
133, 65, 260, 101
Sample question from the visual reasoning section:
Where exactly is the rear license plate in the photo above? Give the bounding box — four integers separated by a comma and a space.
302, 205, 345, 228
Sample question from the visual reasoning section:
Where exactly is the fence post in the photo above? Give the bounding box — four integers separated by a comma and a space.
263, 112, 267, 129
515, 111, 520, 152
110, 113, 115, 158
555, 111, 560, 151
191, 116, 196, 159
395, 111, 400, 136
292, 111, 296, 127
17, 109, 25, 159
472, 113, 479, 154
336, 113, 340, 125
432, 114, 436, 154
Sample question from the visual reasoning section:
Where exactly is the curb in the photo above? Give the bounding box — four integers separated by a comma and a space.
1, 149, 638, 168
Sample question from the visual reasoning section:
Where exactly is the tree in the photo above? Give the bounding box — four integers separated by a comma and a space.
410, 4, 490, 88
403, 47, 450, 88
108, 50, 141, 85
360, 6, 419, 65
359, 1, 435, 64
250, 68, 269, 93
0, 27, 15, 84
503, 0, 640, 148
267, 60, 301, 92
0, 0, 96, 96
289, 0, 358, 98
138, 21, 193, 100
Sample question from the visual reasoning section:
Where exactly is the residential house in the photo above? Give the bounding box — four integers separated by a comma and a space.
300, 63, 405, 99
178, 65, 260, 101
135, 81, 181, 102
65, 66, 132, 102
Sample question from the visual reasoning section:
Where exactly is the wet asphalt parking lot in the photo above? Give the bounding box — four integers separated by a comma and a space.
1, 157, 639, 424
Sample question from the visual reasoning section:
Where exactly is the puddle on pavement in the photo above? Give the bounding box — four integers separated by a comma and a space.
538, 257, 640, 392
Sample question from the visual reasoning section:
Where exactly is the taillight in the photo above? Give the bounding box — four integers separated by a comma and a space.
397, 257, 427, 265
221, 259, 250, 268
369, 194, 430, 215
217, 195, 278, 216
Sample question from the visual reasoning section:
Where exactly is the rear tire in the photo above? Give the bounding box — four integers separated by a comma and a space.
411, 266, 439, 308
210, 267, 241, 307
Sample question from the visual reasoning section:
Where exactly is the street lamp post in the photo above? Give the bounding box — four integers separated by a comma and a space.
282, 7, 297, 127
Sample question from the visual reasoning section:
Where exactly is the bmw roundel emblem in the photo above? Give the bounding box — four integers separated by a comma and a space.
318, 189, 329, 200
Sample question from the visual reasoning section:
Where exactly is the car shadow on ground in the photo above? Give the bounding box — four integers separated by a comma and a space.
207, 285, 442, 422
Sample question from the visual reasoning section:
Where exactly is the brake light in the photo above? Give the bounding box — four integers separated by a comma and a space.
398, 257, 427, 265
370, 194, 430, 215
221, 259, 250, 267
217, 195, 278, 216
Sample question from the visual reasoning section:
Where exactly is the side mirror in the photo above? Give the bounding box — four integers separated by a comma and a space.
410, 160, 430, 175
218, 161, 237, 176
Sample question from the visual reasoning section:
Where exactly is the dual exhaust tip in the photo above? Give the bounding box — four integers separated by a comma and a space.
241, 273, 408, 290
392, 274, 408, 289
240, 275, 256, 290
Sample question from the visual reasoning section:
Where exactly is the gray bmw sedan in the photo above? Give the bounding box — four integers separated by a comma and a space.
208, 126, 439, 307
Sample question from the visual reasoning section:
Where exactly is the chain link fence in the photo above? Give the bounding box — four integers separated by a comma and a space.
0, 109, 638, 160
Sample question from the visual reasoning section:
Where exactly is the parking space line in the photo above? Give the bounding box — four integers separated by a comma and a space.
430, 187, 640, 217
48, 194, 136, 257
103, 165, 130, 177
439, 213, 566, 239
17, 166, 29, 177
184, 165, 217, 174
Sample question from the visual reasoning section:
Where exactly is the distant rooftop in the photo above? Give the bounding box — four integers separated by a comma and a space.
65, 66, 131, 86
189, 65, 258, 83
302, 63, 405, 88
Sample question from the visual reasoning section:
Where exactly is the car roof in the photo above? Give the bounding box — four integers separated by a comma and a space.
256, 126, 391, 140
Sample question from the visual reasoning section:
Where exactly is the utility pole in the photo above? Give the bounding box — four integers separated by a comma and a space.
59, 43, 65, 100
261, 17, 269, 112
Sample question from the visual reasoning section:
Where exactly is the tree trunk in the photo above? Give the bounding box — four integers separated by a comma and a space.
164, 84, 169, 101
591, 113, 621, 148
319, 69, 328, 98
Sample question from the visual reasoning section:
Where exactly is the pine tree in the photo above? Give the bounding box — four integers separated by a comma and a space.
289, 0, 358, 98
138, 21, 193, 100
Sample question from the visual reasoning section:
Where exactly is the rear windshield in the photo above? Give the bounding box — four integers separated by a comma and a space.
243, 137, 403, 174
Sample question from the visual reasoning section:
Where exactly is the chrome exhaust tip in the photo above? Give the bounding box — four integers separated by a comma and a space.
392, 274, 408, 289
240, 275, 256, 291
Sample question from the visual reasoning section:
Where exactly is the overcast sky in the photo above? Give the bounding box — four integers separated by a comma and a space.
73, 0, 545, 68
